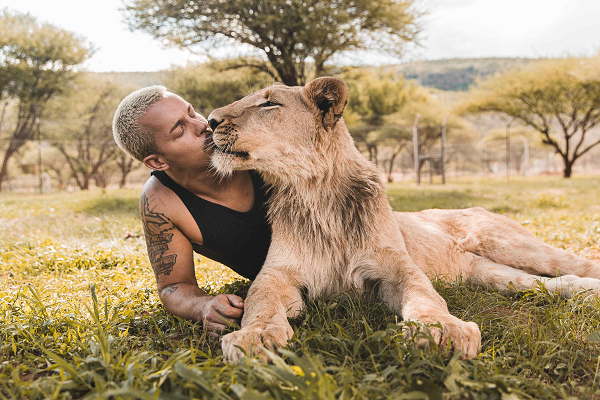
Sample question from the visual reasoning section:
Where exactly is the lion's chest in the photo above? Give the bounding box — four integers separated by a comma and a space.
268, 192, 377, 296
270, 193, 368, 250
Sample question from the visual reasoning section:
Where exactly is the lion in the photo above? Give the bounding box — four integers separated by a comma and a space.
206, 77, 600, 363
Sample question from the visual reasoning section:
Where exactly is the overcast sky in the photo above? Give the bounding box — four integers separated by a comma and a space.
2, 0, 599, 72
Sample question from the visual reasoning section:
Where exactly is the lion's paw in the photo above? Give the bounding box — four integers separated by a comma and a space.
403, 315, 481, 360
221, 323, 294, 363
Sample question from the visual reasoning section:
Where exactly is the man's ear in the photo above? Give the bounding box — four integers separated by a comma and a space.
302, 77, 348, 129
143, 154, 169, 171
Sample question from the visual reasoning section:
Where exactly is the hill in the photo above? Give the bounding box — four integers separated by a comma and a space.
386, 57, 540, 91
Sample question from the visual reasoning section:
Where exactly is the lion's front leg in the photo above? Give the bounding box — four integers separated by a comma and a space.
373, 249, 481, 359
221, 267, 303, 363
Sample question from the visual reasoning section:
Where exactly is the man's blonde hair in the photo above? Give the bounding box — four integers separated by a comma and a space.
112, 85, 166, 162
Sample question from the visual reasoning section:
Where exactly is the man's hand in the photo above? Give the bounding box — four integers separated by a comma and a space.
201, 294, 244, 336
156, 282, 245, 336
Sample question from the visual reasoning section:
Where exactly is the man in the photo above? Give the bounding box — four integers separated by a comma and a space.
112, 86, 272, 335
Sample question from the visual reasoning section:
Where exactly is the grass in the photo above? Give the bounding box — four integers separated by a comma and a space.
1, 175, 600, 399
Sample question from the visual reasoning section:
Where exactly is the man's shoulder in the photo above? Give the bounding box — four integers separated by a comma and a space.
142, 174, 169, 195
140, 175, 180, 216
140, 174, 203, 244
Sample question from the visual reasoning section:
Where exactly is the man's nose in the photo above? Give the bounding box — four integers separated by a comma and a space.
194, 118, 208, 134
207, 117, 221, 132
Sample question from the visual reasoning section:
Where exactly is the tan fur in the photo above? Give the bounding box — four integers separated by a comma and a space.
207, 77, 600, 363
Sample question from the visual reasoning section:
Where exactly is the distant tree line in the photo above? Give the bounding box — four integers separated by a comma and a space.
398, 58, 537, 91
407, 67, 480, 91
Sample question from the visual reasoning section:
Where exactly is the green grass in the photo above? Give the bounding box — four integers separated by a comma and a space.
1, 176, 600, 399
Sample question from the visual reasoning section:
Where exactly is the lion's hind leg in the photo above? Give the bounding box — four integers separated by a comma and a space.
455, 207, 600, 280
467, 254, 600, 298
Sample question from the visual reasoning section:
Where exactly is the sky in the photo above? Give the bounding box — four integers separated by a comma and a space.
1, 0, 599, 72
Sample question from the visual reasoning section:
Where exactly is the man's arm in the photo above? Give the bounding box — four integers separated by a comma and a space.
140, 187, 244, 333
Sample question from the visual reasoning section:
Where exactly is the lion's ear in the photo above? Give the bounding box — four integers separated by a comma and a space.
302, 77, 348, 129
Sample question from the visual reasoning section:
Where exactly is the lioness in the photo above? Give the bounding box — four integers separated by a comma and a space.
207, 77, 600, 362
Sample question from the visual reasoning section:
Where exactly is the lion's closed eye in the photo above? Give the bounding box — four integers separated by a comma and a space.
259, 101, 279, 107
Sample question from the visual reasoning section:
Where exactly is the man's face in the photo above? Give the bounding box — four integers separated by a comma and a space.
140, 92, 212, 171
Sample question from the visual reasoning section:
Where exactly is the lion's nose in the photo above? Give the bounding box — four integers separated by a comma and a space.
208, 117, 223, 132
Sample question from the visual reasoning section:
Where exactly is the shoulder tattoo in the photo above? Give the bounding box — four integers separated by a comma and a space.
141, 192, 177, 277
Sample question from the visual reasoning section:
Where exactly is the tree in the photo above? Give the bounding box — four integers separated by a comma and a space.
163, 63, 274, 115
13, 141, 74, 189
460, 57, 600, 178
123, 0, 421, 86
93, 164, 116, 189
344, 68, 410, 164
372, 124, 412, 182
0, 10, 94, 189
48, 76, 124, 190
41, 147, 70, 189
115, 152, 142, 188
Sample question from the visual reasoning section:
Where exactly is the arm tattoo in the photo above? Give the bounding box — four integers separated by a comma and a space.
161, 284, 179, 296
141, 192, 177, 277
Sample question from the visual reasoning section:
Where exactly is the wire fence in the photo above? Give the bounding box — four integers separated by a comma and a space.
368, 140, 600, 183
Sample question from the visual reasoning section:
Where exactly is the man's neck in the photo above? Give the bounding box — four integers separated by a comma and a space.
164, 167, 246, 200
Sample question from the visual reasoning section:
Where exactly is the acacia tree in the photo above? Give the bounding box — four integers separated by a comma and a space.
93, 164, 116, 189
49, 77, 124, 190
461, 57, 600, 178
0, 10, 93, 189
41, 148, 70, 189
164, 63, 274, 115
345, 69, 409, 164
115, 153, 142, 188
123, 0, 421, 86
372, 124, 412, 182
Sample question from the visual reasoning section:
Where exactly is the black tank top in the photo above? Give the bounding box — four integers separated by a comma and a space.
151, 170, 271, 280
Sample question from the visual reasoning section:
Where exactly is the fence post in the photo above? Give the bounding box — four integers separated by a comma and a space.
441, 114, 449, 184
520, 136, 529, 176
506, 117, 516, 182
413, 114, 420, 185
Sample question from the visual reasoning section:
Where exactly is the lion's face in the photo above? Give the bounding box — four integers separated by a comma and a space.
207, 77, 348, 179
